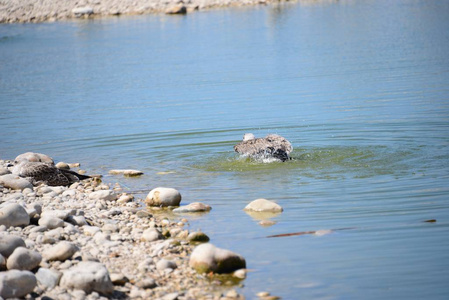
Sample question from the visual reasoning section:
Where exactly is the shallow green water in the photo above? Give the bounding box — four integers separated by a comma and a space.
1, 0, 449, 299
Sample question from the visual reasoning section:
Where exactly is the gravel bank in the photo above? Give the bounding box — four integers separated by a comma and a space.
0, 0, 299, 23
0, 156, 251, 300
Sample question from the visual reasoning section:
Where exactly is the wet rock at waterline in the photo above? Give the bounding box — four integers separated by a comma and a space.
109, 169, 144, 176
187, 231, 210, 243
0, 203, 30, 227
59, 261, 114, 294
0, 270, 37, 299
14, 152, 54, 164
189, 243, 246, 274
145, 187, 182, 207
244, 198, 283, 212
173, 202, 211, 213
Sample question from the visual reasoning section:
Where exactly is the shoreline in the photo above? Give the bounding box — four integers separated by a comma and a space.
0, 155, 252, 299
0, 0, 298, 24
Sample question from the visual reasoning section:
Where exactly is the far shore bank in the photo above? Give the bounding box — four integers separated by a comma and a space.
0, 0, 336, 24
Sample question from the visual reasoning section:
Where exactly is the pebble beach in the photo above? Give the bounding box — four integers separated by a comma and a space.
0, 0, 306, 23
0, 154, 273, 300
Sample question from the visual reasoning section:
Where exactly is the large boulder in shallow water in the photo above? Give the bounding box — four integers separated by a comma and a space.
243, 198, 283, 212
189, 243, 246, 274
145, 187, 181, 207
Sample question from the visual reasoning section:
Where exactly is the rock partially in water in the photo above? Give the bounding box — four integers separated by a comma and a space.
35, 267, 61, 290
0, 174, 33, 190
109, 169, 144, 177
165, 4, 187, 14
187, 231, 210, 243
173, 202, 211, 213
0, 270, 37, 299
6, 247, 42, 271
145, 187, 182, 207
55, 162, 70, 170
0, 234, 26, 257
0, 203, 30, 227
189, 243, 246, 274
44, 241, 78, 261
59, 261, 114, 295
244, 198, 283, 212
72, 6, 94, 17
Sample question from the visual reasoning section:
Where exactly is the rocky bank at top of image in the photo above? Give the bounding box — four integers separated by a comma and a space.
0, 153, 249, 300
0, 0, 333, 24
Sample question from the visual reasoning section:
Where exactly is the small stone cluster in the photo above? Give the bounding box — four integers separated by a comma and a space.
0, 154, 284, 299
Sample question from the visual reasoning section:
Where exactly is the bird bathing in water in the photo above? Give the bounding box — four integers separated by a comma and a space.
234, 133, 293, 162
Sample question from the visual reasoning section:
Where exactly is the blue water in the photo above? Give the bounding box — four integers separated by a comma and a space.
1, 0, 449, 299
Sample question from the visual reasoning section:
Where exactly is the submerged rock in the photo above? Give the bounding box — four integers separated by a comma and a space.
173, 202, 211, 213
244, 198, 283, 212
189, 243, 246, 274
145, 187, 181, 207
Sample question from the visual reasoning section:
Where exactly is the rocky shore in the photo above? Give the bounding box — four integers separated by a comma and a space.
0, 0, 302, 24
0, 153, 271, 300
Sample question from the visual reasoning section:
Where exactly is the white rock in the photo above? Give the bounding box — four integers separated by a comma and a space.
0, 234, 26, 257
84, 226, 101, 236
38, 216, 64, 229
89, 190, 117, 201
243, 198, 283, 212
0, 270, 37, 299
156, 259, 177, 271
0, 203, 30, 227
60, 261, 113, 294
35, 268, 61, 290
0, 166, 10, 175
14, 152, 53, 163
109, 169, 143, 176
6, 247, 42, 271
173, 202, 211, 213
189, 243, 246, 274
141, 228, 163, 242
0, 174, 33, 190
44, 241, 78, 261
67, 215, 88, 226
145, 187, 181, 207
72, 6, 94, 17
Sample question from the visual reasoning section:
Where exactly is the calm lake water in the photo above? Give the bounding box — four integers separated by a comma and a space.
1, 0, 449, 298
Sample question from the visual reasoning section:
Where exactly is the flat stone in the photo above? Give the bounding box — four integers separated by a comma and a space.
173, 202, 211, 213
89, 190, 117, 201
0, 203, 30, 227
145, 187, 181, 207
0, 270, 37, 299
109, 169, 144, 177
189, 243, 246, 274
35, 268, 62, 290
44, 241, 78, 261
0, 174, 33, 190
0, 234, 26, 257
243, 198, 283, 212
6, 247, 42, 271
60, 261, 113, 295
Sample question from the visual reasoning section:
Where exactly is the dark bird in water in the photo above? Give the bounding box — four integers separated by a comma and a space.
234, 133, 293, 162
12, 161, 91, 186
